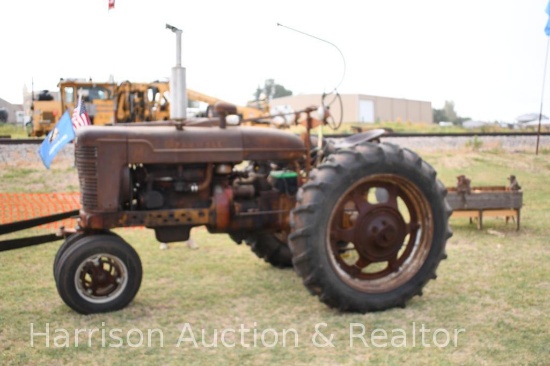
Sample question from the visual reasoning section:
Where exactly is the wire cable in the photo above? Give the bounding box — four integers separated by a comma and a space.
277, 23, 347, 92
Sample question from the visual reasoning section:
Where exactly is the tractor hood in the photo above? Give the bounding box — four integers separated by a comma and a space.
76, 125, 306, 164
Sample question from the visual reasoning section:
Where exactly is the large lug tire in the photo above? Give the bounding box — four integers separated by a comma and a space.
245, 232, 293, 268
289, 142, 452, 313
55, 234, 143, 314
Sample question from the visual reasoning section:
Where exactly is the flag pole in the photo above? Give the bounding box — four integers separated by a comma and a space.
536, 37, 550, 155
538, 3, 550, 155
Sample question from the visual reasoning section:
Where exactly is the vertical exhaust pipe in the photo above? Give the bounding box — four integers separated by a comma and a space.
166, 24, 187, 120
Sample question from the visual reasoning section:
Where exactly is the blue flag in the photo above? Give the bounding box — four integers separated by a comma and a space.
38, 110, 76, 169
545, 0, 550, 36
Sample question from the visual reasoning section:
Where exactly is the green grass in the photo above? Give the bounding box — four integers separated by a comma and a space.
0, 166, 78, 193
363, 121, 466, 134
0, 123, 29, 139
1, 148, 549, 365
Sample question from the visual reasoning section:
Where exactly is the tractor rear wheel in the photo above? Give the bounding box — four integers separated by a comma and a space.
55, 234, 142, 314
289, 142, 452, 312
245, 232, 293, 268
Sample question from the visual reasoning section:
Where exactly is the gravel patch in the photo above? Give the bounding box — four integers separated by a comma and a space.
1, 135, 548, 168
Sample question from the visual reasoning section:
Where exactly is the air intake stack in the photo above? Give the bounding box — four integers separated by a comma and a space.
166, 23, 187, 120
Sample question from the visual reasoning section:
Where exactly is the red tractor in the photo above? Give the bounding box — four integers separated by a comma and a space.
52, 103, 451, 314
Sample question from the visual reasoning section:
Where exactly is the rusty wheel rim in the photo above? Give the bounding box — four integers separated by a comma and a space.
74, 253, 128, 303
327, 174, 433, 293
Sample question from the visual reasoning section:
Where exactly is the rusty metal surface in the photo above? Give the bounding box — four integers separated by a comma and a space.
76, 125, 305, 164
447, 190, 523, 210
76, 125, 305, 217
447, 174, 523, 210
79, 208, 210, 229
213, 186, 233, 230
75, 123, 303, 235
447, 175, 523, 230
327, 173, 434, 291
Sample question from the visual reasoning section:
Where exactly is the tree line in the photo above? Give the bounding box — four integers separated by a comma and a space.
432, 100, 469, 124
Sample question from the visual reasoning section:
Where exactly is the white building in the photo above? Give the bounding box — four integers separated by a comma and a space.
270, 93, 433, 124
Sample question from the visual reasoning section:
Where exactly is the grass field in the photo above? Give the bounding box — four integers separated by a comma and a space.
0, 123, 29, 139
0, 144, 549, 365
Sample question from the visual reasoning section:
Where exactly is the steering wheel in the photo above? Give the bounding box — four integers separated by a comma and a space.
321, 91, 343, 130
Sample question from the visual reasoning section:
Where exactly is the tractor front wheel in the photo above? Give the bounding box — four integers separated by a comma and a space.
53, 231, 120, 284
55, 234, 142, 314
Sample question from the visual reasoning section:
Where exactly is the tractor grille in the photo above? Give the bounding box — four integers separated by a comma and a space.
75, 146, 98, 209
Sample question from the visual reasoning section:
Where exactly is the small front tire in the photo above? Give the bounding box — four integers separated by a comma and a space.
55, 234, 142, 314
53, 232, 86, 282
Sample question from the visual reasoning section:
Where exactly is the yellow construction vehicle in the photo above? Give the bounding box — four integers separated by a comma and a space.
187, 88, 268, 119
114, 81, 171, 122
186, 88, 267, 121
148, 81, 171, 121
28, 79, 116, 137
28, 79, 269, 136
115, 81, 150, 122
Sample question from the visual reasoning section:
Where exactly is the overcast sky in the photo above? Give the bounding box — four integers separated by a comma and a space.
1, 0, 548, 122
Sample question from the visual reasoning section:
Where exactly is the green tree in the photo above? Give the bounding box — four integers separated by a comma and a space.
443, 100, 458, 122
432, 108, 447, 123
272, 83, 292, 99
432, 100, 468, 124
253, 79, 292, 103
